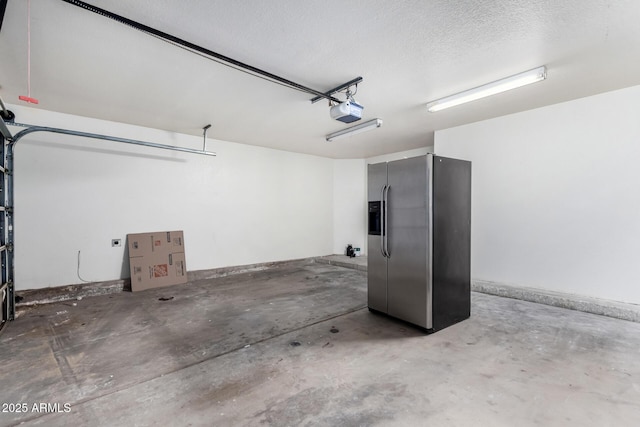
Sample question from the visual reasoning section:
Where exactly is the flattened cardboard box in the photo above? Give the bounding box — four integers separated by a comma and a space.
127, 231, 187, 292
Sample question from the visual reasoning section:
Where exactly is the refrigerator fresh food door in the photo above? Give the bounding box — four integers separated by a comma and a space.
367, 162, 388, 313
386, 156, 430, 328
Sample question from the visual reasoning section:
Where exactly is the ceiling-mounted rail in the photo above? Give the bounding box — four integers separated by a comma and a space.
60, 0, 344, 104
9, 124, 217, 156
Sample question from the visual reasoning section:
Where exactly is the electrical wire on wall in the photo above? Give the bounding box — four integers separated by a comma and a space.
76, 250, 92, 283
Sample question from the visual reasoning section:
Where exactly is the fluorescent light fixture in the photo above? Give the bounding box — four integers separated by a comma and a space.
326, 118, 383, 142
426, 66, 547, 112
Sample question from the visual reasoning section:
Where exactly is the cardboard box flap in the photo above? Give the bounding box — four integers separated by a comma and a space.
128, 231, 184, 258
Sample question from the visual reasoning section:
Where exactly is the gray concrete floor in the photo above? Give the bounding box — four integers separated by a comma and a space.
1, 259, 639, 426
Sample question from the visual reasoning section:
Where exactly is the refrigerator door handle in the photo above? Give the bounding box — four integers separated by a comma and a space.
384, 184, 390, 257
380, 185, 387, 257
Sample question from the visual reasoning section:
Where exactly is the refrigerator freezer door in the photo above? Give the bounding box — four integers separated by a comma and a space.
367, 162, 388, 312
386, 156, 430, 328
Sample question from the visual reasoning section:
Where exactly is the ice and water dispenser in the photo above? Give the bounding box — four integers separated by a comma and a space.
368, 201, 382, 235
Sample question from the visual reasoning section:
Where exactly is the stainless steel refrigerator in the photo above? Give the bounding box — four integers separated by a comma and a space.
368, 154, 471, 332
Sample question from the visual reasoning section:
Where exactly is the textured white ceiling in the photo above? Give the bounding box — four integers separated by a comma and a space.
1, 0, 640, 158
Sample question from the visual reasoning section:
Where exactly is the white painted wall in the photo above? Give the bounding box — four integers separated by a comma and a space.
435, 85, 640, 304
8, 105, 334, 290
332, 159, 366, 255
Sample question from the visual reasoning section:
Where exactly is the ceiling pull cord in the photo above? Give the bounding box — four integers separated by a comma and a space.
19, 0, 39, 104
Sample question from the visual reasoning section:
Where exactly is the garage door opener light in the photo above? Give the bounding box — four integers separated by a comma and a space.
326, 118, 383, 142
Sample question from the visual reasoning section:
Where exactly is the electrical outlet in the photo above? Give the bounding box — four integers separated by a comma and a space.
112, 239, 122, 247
